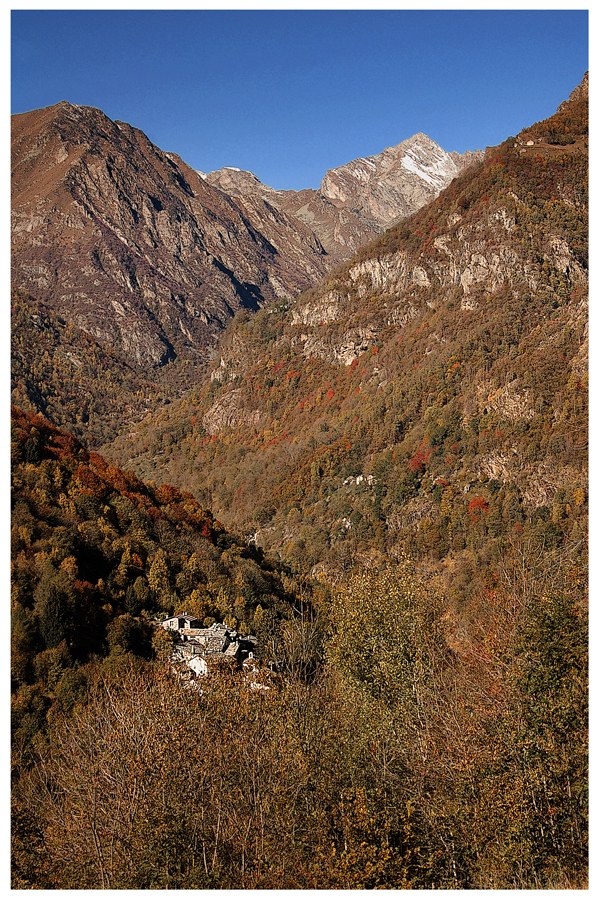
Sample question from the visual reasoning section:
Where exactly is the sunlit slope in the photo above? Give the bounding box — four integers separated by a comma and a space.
107, 77, 587, 584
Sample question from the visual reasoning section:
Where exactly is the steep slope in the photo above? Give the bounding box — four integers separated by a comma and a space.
204, 166, 280, 201
11, 102, 330, 373
318, 133, 482, 226
108, 75, 588, 591
11, 288, 167, 446
11, 405, 316, 754
208, 168, 381, 265
277, 187, 382, 265
207, 134, 483, 265
12, 105, 480, 442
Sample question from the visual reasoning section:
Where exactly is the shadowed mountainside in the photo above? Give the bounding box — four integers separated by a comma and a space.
11, 101, 331, 372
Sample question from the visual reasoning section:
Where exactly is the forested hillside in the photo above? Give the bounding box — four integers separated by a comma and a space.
109, 79, 588, 602
11, 412, 588, 889
11, 408, 318, 752
12, 74, 588, 889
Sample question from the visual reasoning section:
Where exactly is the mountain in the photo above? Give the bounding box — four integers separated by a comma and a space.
12, 76, 588, 589
12, 105, 478, 442
207, 134, 483, 265
318, 133, 482, 227
11, 74, 589, 892
107, 74, 588, 590
11, 102, 330, 373
203, 165, 280, 201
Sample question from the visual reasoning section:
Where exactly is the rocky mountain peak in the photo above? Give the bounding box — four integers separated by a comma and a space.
319, 133, 483, 227
557, 70, 588, 111
11, 102, 331, 373
206, 166, 279, 201
205, 133, 483, 267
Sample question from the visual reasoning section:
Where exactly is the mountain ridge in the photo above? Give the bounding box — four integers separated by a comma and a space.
12, 102, 484, 442
11, 100, 331, 371
105, 72, 588, 586
207, 133, 483, 263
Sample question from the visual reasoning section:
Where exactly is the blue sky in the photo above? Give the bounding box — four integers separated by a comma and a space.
11, 8, 588, 191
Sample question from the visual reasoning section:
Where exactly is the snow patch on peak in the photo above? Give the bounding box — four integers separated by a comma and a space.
400, 151, 455, 188
347, 162, 376, 182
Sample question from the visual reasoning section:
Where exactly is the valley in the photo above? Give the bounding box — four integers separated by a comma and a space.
11, 71, 588, 890
106, 75, 588, 598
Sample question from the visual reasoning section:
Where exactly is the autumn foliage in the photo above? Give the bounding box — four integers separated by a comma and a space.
11, 80, 588, 889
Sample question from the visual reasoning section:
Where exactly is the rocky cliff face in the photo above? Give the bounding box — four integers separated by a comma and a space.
205, 166, 279, 201
277, 188, 382, 265
558, 69, 588, 111
107, 74, 587, 554
319, 134, 482, 226
11, 102, 330, 369
204, 134, 483, 265
206, 168, 381, 265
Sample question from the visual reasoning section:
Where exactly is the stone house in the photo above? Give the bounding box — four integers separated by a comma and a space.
164, 617, 257, 675
162, 611, 203, 631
